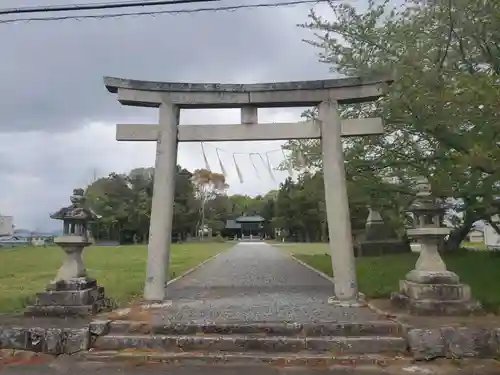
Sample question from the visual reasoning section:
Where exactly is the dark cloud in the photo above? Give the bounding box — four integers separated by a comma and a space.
0, 0, 329, 132
0, 0, 333, 230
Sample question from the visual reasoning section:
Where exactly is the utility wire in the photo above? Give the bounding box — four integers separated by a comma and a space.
0, 0, 327, 24
0, 0, 219, 15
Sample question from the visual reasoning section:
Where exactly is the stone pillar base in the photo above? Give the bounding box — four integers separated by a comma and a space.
328, 293, 367, 307
25, 277, 111, 318
391, 280, 482, 316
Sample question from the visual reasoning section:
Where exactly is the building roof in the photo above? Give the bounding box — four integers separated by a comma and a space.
469, 228, 484, 233
235, 215, 265, 223
225, 220, 241, 229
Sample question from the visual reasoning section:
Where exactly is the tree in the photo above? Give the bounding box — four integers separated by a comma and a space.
84, 166, 199, 243
127, 168, 155, 242
172, 166, 199, 240
281, 0, 500, 249
274, 173, 368, 242
191, 169, 228, 238
85, 172, 134, 242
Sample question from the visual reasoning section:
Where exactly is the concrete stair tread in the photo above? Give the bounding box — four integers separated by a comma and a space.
108, 319, 403, 337
84, 349, 411, 366
93, 333, 408, 354
100, 333, 405, 340
86, 349, 408, 358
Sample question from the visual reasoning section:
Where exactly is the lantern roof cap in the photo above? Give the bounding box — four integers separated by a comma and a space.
406, 176, 445, 214
50, 188, 99, 221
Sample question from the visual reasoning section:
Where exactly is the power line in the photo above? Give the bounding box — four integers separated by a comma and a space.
0, 0, 219, 16
0, 0, 327, 24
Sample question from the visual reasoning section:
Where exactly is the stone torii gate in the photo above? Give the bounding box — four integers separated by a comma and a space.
104, 76, 391, 304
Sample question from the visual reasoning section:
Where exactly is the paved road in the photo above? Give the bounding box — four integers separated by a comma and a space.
156, 242, 381, 324
2, 357, 499, 375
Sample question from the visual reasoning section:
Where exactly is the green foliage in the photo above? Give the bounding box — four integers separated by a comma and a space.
273, 173, 368, 242
85, 166, 198, 243
280, 0, 500, 249
291, 245, 500, 312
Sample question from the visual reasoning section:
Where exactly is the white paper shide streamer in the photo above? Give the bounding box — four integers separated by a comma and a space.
233, 154, 244, 183
197, 143, 295, 184
201, 143, 211, 171
261, 153, 275, 181
216, 149, 227, 177
249, 154, 261, 180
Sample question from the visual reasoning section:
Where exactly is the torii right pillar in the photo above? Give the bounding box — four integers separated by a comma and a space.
319, 99, 366, 306
318, 100, 353, 305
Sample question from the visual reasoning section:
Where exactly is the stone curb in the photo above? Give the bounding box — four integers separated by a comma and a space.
407, 327, 500, 361
289, 254, 335, 283
166, 251, 223, 286
289, 254, 369, 306
287, 252, 407, 320
363, 301, 411, 330
0, 326, 90, 355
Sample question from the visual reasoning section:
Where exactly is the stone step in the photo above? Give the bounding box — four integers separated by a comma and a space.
92, 334, 408, 355
83, 349, 412, 367
108, 320, 404, 337
24, 304, 100, 318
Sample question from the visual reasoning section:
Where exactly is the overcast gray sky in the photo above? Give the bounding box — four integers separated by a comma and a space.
0, 0, 338, 231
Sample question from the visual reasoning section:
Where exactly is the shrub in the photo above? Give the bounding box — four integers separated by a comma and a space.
213, 234, 225, 243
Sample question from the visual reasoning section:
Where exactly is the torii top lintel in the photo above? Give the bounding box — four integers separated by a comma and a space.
104, 76, 393, 109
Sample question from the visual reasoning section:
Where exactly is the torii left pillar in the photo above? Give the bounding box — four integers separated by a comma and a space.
143, 103, 179, 301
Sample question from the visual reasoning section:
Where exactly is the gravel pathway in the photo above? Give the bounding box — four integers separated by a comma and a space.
156, 242, 381, 324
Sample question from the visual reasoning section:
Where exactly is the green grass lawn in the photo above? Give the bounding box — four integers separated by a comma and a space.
0, 242, 231, 313
461, 241, 488, 250
282, 243, 500, 313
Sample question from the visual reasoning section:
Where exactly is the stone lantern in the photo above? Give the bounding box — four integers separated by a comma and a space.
391, 177, 481, 315
355, 206, 411, 257
25, 189, 108, 317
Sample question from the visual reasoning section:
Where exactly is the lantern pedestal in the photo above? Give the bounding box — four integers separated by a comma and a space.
391, 280, 480, 316
25, 278, 107, 317
25, 237, 109, 317
52, 237, 90, 281
390, 179, 481, 316
392, 266, 480, 316
24, 189, 110, 318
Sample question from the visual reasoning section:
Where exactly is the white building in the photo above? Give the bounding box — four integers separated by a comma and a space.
0, 216, 14, 236
467, 229, 484, 243
484, 215, 500, 249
